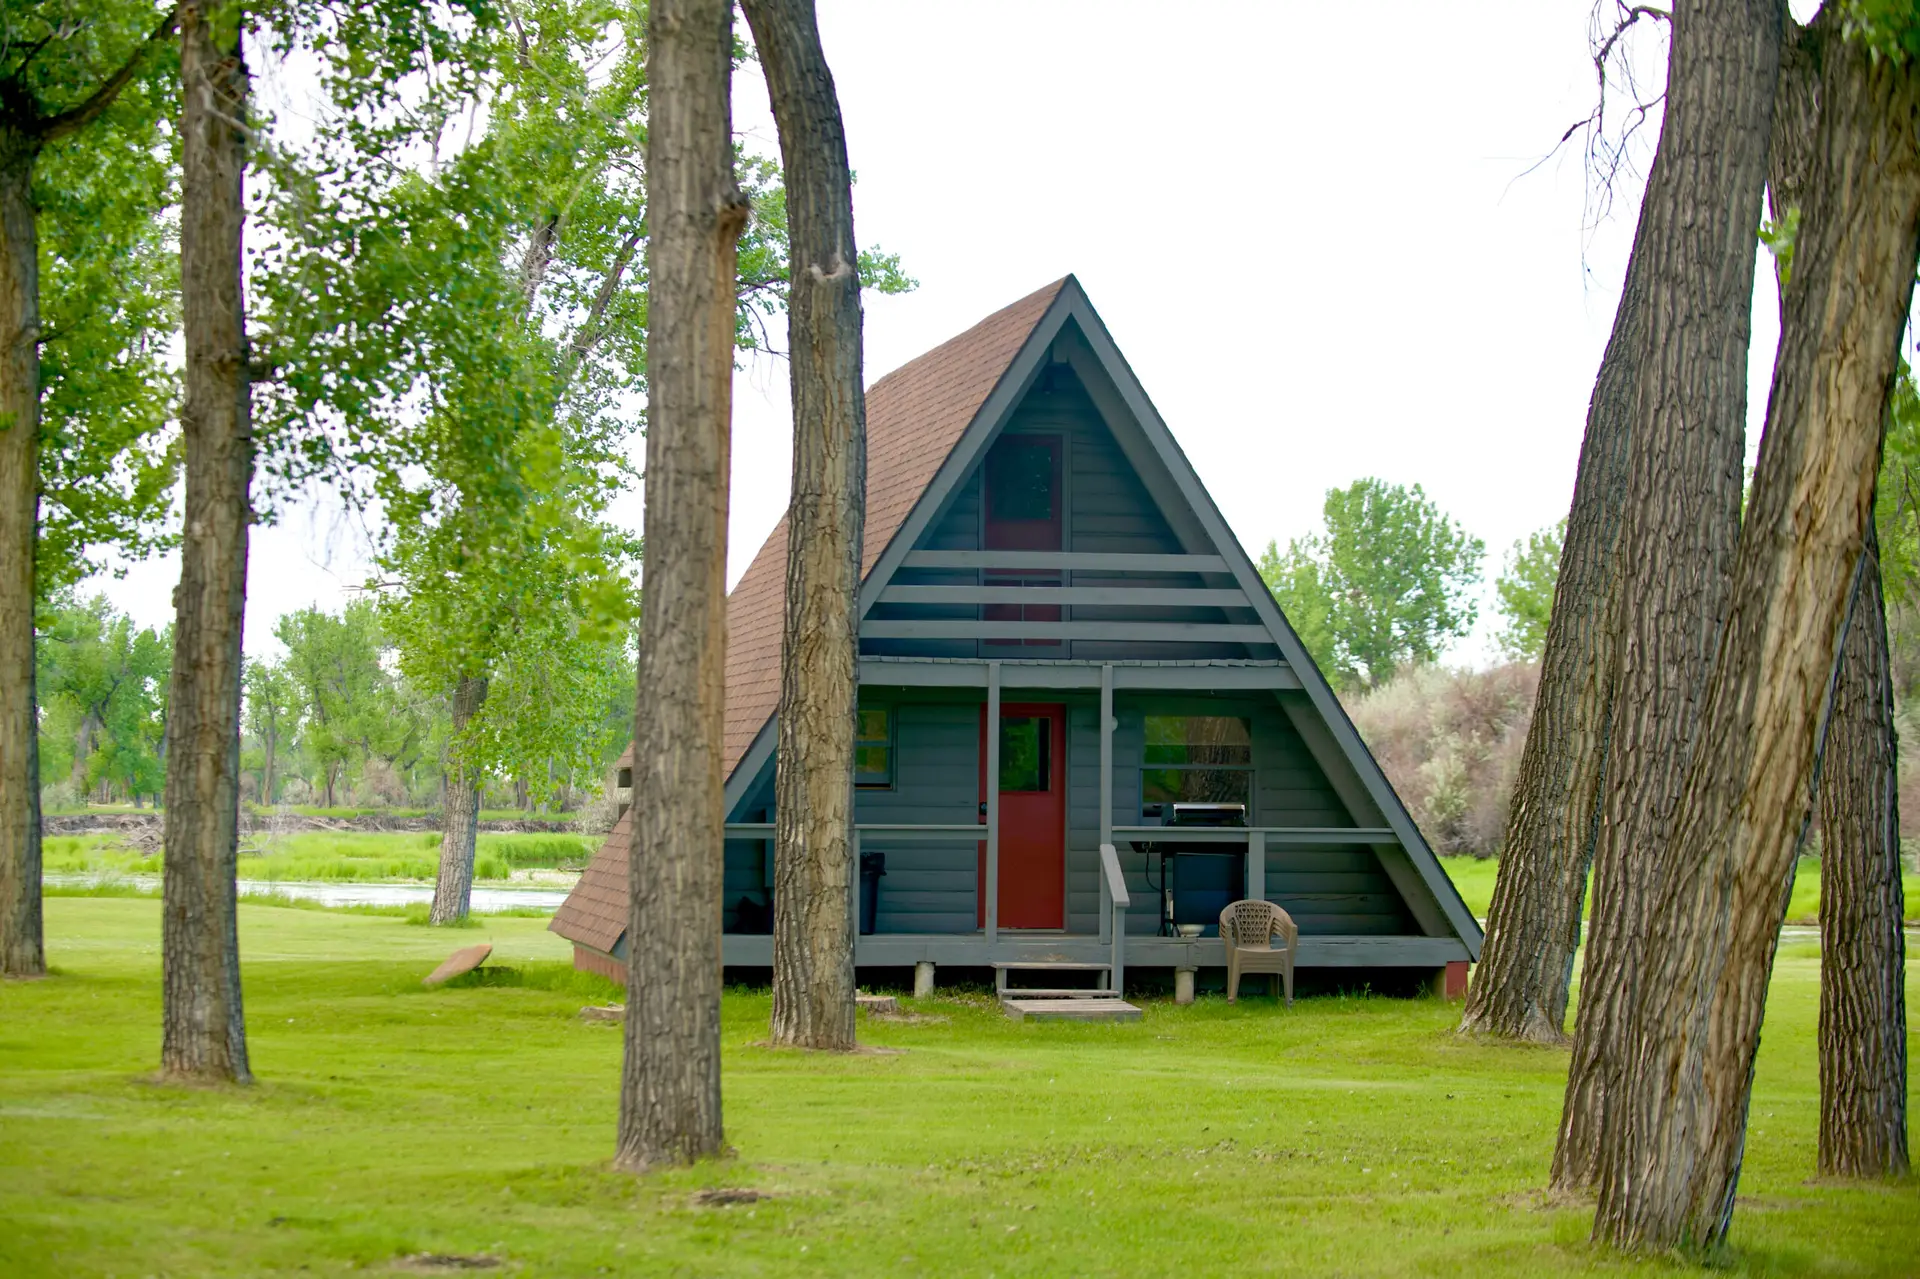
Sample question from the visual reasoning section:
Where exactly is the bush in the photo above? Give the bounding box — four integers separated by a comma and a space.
1345, 662, 1538, 857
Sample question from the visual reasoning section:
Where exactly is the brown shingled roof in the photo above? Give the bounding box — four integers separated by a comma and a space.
551, 278, 1067, 953
549, 806, 631, 952
720, 277, 1067, 774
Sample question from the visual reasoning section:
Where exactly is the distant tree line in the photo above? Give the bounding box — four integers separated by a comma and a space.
35, 593, 634, 815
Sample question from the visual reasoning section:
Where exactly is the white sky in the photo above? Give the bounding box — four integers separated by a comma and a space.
91, 0, 1800, 664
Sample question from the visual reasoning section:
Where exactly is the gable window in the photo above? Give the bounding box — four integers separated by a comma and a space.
1140, 715, 1253, 819
855, 708, 894, 789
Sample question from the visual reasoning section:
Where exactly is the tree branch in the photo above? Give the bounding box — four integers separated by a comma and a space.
39, 3, 179, 143
556, 225, 643, 393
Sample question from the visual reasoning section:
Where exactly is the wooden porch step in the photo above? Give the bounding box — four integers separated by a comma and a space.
997, 988, 1118, 1000
1002, 998, 1142, 1023
989, 961, 1110, 971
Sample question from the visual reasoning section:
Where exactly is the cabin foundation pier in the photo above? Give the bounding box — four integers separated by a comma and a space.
914, 961, 936, 998
1174, 967, 1196, 1005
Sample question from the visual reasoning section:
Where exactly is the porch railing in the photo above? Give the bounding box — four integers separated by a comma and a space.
1098, 842, 1129, 993
1110, 825, 1396, 905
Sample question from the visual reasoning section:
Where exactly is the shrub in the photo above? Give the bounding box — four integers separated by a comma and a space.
1345, 662, 1538, 857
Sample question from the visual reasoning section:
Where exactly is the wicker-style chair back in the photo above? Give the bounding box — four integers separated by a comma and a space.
1218, 899, 1298, 1007
1220, 899, 1287, 949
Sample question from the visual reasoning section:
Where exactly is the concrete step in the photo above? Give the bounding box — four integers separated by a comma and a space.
1002, 998, 1142, 1023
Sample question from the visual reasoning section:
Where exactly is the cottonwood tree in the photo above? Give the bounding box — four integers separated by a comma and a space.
1589, 11, 1920, 1247
1556, 0, 1782, 1195
37, 594, 171, 805
0, 0, 179, 978
1464, 0, 1776, 1063
274, 601, 419, 808
1493, 520, 1564, 662
1816, 520, 1909, 1180
741, 0, 867, 1052
1770, 30, 1910, 1182
616, 0, 747, 1171
162, 0, 254, 1082
259, 0, 659, 920
241, 655, 298, 806
1258, 477, 1482, 691
381, 488, 637, 923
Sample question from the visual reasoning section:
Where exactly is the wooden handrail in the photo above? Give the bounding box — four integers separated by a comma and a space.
1098, 842, 1129, 908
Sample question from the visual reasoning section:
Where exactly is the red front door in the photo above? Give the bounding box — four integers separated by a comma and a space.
978, 703, 1067, 929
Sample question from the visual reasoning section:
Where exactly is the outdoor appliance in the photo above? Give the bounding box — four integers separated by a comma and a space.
1133, 803, 1247, 937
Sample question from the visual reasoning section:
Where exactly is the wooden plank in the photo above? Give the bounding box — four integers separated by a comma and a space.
878, 585, 1252, 607
985, 662, 999, 943
996, 988, 1119, 999
900, 550, 1228, 572
862, 620, 1273, 642
989, 960, 1113, 971
1002, 998, 1142, 1023
1112, 825, 1399, 845
854, 661, 1299, 691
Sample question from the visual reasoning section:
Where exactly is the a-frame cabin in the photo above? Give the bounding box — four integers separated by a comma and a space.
553, 277, 1482, 996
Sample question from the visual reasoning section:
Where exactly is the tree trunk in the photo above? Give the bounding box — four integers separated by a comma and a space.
0, 132, 41, 980
1551, 0, 1781, 1195
161, 2, 253, 1084
1590, 25, 1920, 1250
1772, 14, 1912, 1187
1818, 523, 1909, 1180
430, 674, 487, 925
615, 0, 746, 1172
742, 0, 866, 1054
1459, 181, 1648, 1045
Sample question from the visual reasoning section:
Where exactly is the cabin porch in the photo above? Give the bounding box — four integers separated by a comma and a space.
702, 657, 1477, 997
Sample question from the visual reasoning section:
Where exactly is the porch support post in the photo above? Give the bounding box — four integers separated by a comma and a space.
1246, 829, 1265, 902
985, 661, 1000, 943
851, 825, 863, 954
1100, 663, 1117, 961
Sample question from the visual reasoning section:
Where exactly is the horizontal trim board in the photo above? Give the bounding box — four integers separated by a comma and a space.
901, 551, 1229, 572
862, 620, 1274, 642
719, 932, 1471, 968
879, 586, 1252, 607
1113, 826, 1399, 846
856, 661, 1299, 690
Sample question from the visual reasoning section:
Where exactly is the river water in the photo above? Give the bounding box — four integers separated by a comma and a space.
47, 874, 569, 913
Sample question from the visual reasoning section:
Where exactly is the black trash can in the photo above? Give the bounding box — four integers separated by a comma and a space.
859, 851, 886, 935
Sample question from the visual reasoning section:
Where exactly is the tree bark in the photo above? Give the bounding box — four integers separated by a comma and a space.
615, 0, 745, 1172
430, 674, 487, 925
1591, 24, 1920, 1249
742, 0, 866, 1054
1551, 0, 1781, 1195
161, 1, 253, 1084
1772, 13, 1911, 1187
0, 131, 43, 978
1818, 522, 1909, 1180
1459, 185, 1647, 1045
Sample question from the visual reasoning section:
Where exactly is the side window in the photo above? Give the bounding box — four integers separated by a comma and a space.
855, 708, 893, 789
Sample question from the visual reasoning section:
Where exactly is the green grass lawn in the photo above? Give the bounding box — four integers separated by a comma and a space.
1437, 854, 1919, 927
2, 900, 1914, 1276
42, 831, 598, 884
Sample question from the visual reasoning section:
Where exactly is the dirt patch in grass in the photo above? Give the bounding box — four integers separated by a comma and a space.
393, 1253, 502, 1272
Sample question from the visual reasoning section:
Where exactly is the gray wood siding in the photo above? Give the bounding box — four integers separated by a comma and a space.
729, 689, 1414, 939
862, 367, 1273, 662
853, 700, 980, 934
